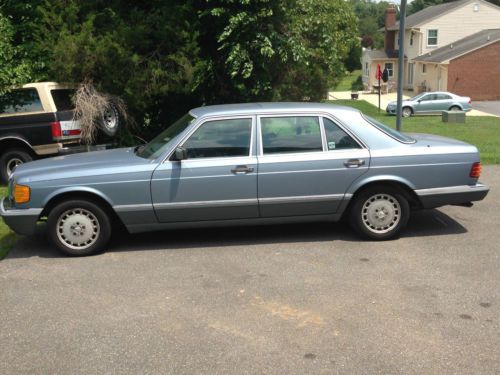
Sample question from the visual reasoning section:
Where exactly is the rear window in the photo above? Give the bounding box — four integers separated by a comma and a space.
51, 89, 76, 111
0, 88, 43, 114
363, 115, 415, 143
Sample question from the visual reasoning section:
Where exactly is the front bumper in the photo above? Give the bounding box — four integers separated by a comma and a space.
0, 197, 42, 235
386, 107, 396, 115
415, 183, 490, 209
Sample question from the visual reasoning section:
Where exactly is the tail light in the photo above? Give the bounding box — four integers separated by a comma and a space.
468, 98, 472, 104
470, 162, 482, 178
51, 121, 62, 138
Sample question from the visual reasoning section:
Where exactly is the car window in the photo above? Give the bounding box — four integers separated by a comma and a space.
323, 118, 361, 150
51, 89, 76, 111
436, 94, 451, 100
0, 89, 43, 114
183, 118, 252, 159
363, 115, 415, 144
261, 116, 322, 154
420, 94, 436, 101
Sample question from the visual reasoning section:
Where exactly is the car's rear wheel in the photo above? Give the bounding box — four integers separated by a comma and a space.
449, 106, 461, 111
0, 148, 33, 184
47, 199, 111, 256
349, 186, 410, 240
402, 107, 413, 117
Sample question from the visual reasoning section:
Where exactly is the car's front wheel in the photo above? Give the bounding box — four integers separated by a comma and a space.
402, 107, 413, 117
47, 199, 112, 256
349, 186, 410, 240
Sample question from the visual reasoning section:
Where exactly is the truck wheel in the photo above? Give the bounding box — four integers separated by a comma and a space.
0, 149, 33, 183
47, 199, 112, 256
349, 186, 410, 240
98, 101, 121, 137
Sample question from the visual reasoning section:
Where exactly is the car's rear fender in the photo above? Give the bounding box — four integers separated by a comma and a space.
337, 174, 422, 218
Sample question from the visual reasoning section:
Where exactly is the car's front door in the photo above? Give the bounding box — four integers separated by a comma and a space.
414, 93, 436, 114
151, 116, 258, 223
257, 115, 369, 217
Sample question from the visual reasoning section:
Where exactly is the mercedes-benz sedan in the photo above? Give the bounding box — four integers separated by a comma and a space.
1, 103, 489, 256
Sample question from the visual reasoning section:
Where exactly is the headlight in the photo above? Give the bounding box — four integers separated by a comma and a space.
13, 184, 31, 204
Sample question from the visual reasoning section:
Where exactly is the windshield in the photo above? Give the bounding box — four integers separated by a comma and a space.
363, 115, 415, 143
409, 93, 426, 101
136, 113, 196, 159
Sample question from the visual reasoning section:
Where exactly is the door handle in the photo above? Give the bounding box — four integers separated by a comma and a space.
231, 165, 254, 174
344, 159, 365, 168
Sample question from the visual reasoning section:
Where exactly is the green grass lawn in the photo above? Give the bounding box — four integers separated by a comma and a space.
334, 70, 362, 92
0, 186, 16, 260
328, 99, 500, 164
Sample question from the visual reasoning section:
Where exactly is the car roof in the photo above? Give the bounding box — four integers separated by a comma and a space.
189, 102, 360, 118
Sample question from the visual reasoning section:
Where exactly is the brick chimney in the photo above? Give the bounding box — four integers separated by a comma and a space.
384, 7, 397, 53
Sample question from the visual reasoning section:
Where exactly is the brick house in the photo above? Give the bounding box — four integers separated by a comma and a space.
361, 0, 500, 99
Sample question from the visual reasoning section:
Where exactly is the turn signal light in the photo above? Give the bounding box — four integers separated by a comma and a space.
14, 184, 30, 204
470, 162, 482, 178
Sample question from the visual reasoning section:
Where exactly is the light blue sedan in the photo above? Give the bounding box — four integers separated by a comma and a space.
1, 103, 489, 256
386, 91, 472, 117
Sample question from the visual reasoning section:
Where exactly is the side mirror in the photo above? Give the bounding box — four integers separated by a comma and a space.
173, 146, 188, 161
417, 99, 422, 103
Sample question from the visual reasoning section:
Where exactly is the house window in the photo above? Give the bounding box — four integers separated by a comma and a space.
384, 63, 394, 77
427, 29, 438, 46
410, 33, 414, 46
422, 64, 427, 74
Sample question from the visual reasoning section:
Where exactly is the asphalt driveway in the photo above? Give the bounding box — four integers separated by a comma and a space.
1, 167, 499, 374
472, 101, 500, 117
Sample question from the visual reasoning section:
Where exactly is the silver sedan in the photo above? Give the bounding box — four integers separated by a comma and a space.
1, 102, 489, 256
387, 91, 472, 117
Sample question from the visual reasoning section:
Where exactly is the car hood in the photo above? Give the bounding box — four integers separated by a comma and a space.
387, 100, 413, 106
12, 147, 156, 183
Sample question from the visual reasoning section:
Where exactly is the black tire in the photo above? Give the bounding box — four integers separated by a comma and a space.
47, 199, 112, 256
0, 148, 33, 184
449, 106, 461, 111
98, 101, 121, 137
402, 107, 413, 118
349, 186, 410, 240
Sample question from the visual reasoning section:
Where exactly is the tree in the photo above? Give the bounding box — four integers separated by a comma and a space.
195, 0, 358, 102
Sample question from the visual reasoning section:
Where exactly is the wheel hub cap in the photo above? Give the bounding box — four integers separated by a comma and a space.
7, 158, 23, 177
57, 208, 100, 250
362, 193, 401, 234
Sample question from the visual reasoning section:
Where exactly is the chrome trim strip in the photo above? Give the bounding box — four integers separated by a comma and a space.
415, 184, 489, 196
258, 167, 368, 175
259, 194, 345, 205
113, 204, 153, 212
0, 198, 42, 217
154, 198, 258, 210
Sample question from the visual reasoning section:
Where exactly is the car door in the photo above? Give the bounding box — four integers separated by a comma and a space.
257, 114, 369, 217
151, 116, 258, 223
414, 93, 436, 114
433, 93, 453, 112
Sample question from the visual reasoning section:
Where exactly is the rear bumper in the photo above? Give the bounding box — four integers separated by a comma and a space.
415, 183, 489, 209
0, 197, 42, 235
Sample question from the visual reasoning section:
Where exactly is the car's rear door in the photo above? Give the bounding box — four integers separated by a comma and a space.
151, 116, 259, 223
257, 114, 369, 217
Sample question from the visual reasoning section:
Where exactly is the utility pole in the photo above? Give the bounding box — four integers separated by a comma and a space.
396, 0, 407, 131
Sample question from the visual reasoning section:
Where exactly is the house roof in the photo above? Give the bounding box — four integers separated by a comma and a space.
364, 49, 400, 60
387, 0, 489, 31
413, 29, 500, 63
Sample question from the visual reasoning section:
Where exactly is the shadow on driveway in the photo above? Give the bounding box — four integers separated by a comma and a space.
5, 208, 467, 259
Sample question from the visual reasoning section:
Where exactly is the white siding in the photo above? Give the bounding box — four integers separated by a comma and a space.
420, 0, 500, 54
